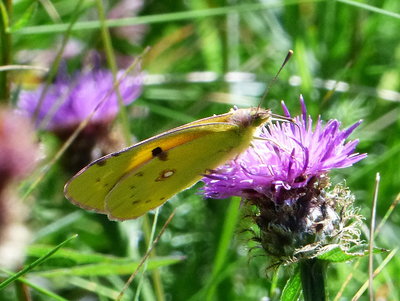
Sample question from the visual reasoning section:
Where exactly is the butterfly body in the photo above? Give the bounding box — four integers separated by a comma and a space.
64, 107, 271, 220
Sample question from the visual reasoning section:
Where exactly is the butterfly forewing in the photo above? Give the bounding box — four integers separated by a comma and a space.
64, 107, 271, 220
105, 123, 242, 220
64, 120, 238, 214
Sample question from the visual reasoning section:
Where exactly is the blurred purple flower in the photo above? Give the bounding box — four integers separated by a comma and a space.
0, 109, 37, 269
108, 0, 147, 45
202, 96, 367, 203
18, 68, 142, 130
0, 109, 38, 189
16, 39, 83, 68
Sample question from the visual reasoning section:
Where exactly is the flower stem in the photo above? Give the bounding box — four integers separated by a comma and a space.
299, 258, 327, 301
0, 0, 12, 103
95, 0, 131, 146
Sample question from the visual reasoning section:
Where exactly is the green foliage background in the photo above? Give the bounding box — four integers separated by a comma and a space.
1, 0, 399, 300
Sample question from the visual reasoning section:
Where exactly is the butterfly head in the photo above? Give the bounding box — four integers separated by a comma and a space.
230, 107, 271, 128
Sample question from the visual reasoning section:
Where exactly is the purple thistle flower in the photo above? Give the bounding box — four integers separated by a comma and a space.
202, 96, 367, 203
202, 96, 366, 265
17, 66, 142, 173
17, 68, 142, 130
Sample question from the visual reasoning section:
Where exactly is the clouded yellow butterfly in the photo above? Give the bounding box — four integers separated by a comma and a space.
64, 107, 271, 220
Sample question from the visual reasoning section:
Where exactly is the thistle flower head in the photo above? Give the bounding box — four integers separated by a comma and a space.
18, 68, 142, 131
202, 96, 366, 263
203, 96, 367, 203
17, 67, 142, 173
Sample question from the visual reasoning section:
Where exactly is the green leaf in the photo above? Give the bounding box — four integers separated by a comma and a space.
203, 197, 241, 301
317, 244, 388, 262
30, 256, 184, 277
0, 269, 69, 301
280, 268, 301, 301
0, 235, 78, 290
12, 1, 316, 35
10, 3, 38, 32
69, 277, 132, 301
28, 244, 133, 265
0, 2, 9, 29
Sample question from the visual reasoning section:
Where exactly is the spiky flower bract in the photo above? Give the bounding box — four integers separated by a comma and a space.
202, 96, 366, 264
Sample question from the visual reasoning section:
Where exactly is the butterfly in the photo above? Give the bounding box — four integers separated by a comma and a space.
64, 107, 271, 220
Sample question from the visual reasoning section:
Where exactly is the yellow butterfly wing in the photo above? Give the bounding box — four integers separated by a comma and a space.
64, 107, 271, 220
105, 123, 250, 220
64, 122, 233, 213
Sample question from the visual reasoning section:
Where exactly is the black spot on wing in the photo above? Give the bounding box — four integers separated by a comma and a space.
135, 171, 144, 177
152, 147, 163, 156
132, 200, 141, 205
152, 146, 168, 161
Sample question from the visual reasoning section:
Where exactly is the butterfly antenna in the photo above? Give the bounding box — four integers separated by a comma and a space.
270, 113, 295, 123
258, 50, 293, 109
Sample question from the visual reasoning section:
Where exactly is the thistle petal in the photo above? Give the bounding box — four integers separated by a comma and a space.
202, 97, 366, 202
